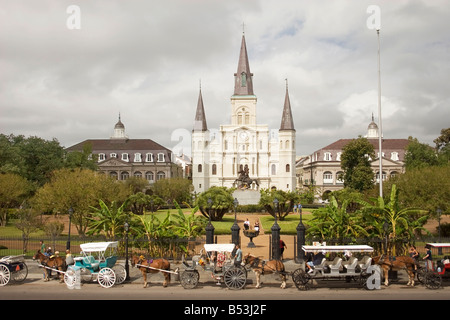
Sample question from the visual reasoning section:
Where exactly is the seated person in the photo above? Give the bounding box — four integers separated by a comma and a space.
306, 251, 326, 273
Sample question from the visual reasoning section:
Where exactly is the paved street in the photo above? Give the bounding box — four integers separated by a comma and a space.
1, 259, 449, 301
1, 259, 447, 319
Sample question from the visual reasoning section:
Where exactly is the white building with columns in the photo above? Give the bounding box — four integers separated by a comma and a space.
191, 34, 297, 194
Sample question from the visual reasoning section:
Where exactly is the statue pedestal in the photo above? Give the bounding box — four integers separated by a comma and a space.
233, 189, 261, 205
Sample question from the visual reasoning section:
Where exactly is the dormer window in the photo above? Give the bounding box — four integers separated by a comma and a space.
145, 153, 153, 162
134, 153, 142, 162
122, 153, 129, 162
391, 152, 399, 161
324, 152, 332, 161
157, 153, 165, 162
110, 153, 117, 158
98, 153, 106, 162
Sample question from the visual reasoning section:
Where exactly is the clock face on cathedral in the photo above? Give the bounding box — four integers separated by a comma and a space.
239, 130, 249, 141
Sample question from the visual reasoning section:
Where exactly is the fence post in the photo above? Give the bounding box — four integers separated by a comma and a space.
296, 213, 306, 263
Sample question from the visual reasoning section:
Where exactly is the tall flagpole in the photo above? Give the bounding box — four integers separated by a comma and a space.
377, 28, 383, 198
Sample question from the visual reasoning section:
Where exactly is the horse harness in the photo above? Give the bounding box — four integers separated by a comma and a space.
247, 257, 281, 275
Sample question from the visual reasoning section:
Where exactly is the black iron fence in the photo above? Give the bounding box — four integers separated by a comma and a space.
1, 235, 449, 261
0, 235, 206, 260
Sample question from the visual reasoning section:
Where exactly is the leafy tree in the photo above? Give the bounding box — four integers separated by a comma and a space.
0, 173, 31, 226
259, 188, 300, 220
126, 192, 164, 215
434, 128, 450, 151
122, 176, 149, 194
15, 207, 41, 253
32, 168, 129, 236
64, 142, 98, 170
43, 219, 65, 253
383, 165, 449, 221
434, 128, 450, 165
152, 178, 193, 207
0, 134, 65, 187
340, 137, 375, 192
0, 134, 24, 175
404, 137, 439, 170
196, 186, 234, 221
297, 185, 315, 205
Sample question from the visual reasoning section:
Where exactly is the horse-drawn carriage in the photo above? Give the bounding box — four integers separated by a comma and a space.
64, 241, 127, 288
0, 255, 28, 286
292, 245, 377, 290
179, 243, 247, 290
416, 243, 450, 290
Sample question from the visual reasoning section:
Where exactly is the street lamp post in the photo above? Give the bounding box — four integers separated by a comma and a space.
231, 198, 240, 245
271, 198, 281, 260
66, 207, 73, 251
124, 220, 130, 281
205, 198, 215, 244
437, 208, 443, 255
296, 204, 306, 263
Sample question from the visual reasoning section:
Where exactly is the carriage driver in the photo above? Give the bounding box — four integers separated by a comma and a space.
233, 244, 243, 267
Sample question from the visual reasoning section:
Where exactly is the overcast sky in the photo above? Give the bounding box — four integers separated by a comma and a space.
1, 0, 448, 157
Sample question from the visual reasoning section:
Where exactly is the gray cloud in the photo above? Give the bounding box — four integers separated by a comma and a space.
0, 0, 448, 156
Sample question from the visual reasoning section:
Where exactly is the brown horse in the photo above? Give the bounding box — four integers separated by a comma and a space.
33, 250, 67, 282
373, 255, 416, 287
130, 255, 172, 288
243, 253, 287, 289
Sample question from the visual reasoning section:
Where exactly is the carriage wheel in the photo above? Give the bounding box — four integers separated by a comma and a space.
425, 272, 442, 290
180, 270, 199, 289
0, 264, 11, 286
97, 267, 116, 288
359, 271, 371, 290
112, 265, 127, 284
80, 268, 93, 282
224, 266, 247, 290
416, 267, 426, 284
12, 263, 28, 282
64, 268, 78, 288
291, 268, 311, 291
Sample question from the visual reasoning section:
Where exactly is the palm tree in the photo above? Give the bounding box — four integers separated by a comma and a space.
87, 199, 128, 239
307, 196, 368, 242
171, 201, 206, 238
358, 184, 428, 255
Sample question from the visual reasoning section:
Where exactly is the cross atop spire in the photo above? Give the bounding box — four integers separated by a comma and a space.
233, 34, 254, 96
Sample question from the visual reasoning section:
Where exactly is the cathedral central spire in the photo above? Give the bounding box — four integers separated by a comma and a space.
234, 34, 254, 96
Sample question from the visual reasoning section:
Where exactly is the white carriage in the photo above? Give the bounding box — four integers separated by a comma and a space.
179, 243, 247, 290
292, 245, 376, 290
64, 241, 127, 288
0, 255, 28, 286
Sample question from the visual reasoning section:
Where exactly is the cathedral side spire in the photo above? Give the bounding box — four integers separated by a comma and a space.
234, 34, 254, 96
193, 87, 208, 132
280, 80, 295, 131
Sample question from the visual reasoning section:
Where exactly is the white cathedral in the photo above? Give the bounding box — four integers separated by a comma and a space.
191, 34, 297, 193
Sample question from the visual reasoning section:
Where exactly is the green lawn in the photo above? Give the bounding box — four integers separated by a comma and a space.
259, 213, 312, 235
1, 210, 314, 238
